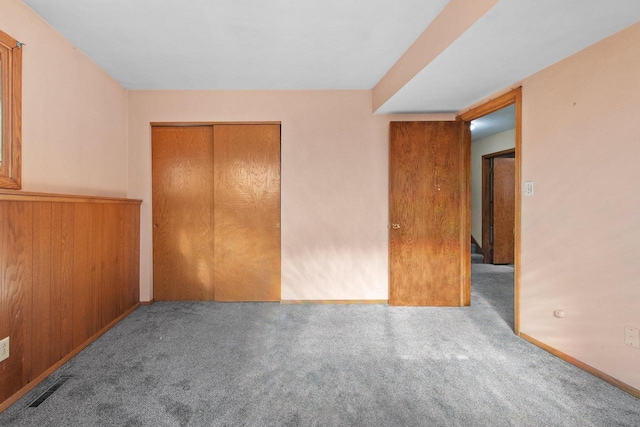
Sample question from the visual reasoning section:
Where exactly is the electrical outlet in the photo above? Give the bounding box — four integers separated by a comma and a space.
524, 181, 534, 196
625, 326, 640, 349
0, 337, 9, 362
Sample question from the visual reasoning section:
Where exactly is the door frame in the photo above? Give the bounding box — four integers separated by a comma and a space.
458, 87, 522, 335
482, 148, 515, 264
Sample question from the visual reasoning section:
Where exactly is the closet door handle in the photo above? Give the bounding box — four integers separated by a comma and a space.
391, 223, 401, 230
275, 223, 280, 229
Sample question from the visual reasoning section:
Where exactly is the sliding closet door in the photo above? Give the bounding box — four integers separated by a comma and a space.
152, 126, 216, 301
213, 124, 281, 301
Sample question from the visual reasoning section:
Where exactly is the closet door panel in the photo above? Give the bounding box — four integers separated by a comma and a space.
213, 124, 281, 301
152, 126, 216, 301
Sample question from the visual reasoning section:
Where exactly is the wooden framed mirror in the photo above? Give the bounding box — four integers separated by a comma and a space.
0, 28, 22, 190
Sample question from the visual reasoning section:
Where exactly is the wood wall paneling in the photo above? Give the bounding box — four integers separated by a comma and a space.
389, 121, 469, 306
32, 202, 52, 378
56, 203, 75, 358
49, 204, 63, 364
92, 205, 105, 333
213, 124, 281, 302
0, 192, 141, 409
100, 204, 122, 328
73, 204, 94, 348
124, 204, 141, 308
0, 202, 33, 402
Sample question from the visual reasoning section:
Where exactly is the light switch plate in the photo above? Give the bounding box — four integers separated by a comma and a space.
524, 181, 534, 196
0, 337, 9, 362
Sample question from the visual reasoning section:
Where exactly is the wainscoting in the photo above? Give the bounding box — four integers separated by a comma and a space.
0, 191, 141, 411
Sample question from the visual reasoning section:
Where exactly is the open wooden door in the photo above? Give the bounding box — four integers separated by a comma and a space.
389, 121, 470, 306
492, 157, 515, 264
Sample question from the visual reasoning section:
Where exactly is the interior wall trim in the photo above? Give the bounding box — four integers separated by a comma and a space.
151, 121, 281, 127
458, 87, 521, 122
0, 304, 140, 414
0, 190, 141, 204
481, 148, 516, 159
456, 86, 522, 334
280, 300, 388, 305
520, 333, 640, 399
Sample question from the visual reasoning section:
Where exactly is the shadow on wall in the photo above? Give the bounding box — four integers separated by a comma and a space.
281, 183, 388, 300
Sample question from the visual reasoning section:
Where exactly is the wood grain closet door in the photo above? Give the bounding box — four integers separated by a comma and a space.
389, 121, 470, 306
213, 124, 281, 302
492, 157, 515, 264
152, 126, 216, 301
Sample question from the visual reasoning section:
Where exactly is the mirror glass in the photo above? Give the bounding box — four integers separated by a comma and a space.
0, 56, 3, 163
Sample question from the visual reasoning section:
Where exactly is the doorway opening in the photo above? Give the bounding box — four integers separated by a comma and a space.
458, 88, 522, 334
482, 148, 515, 265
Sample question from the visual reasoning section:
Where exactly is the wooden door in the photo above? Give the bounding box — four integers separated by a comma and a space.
152, 126, 216, 300
213, 124, 281, 301
492, 157, 515, 264
389, 121, 470, 306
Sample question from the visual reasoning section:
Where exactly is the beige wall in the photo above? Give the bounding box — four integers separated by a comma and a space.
0, 0, 128, 197
127, 90, 452, 302
6, 0, 639, 392
471, 129, 515, 246
520, 22, 640, 390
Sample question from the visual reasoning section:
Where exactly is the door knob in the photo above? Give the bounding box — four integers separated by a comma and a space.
391, 223, 401, 229
275, 223, 280, 229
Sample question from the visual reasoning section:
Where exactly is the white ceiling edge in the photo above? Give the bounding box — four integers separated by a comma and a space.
376, 0, 640, 114
23, 0, 450, 90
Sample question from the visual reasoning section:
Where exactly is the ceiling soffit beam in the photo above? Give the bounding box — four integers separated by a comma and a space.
372, 0, 499, 113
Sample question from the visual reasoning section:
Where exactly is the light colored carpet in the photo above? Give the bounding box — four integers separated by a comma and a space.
1, 265, 638, 426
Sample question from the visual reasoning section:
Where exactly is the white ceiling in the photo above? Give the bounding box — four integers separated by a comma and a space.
23, 0, 640, 113
23, 0, 449, 90
377, 0, 640, 113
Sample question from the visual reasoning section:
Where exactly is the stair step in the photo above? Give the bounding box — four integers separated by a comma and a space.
471, 253, 484, 264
